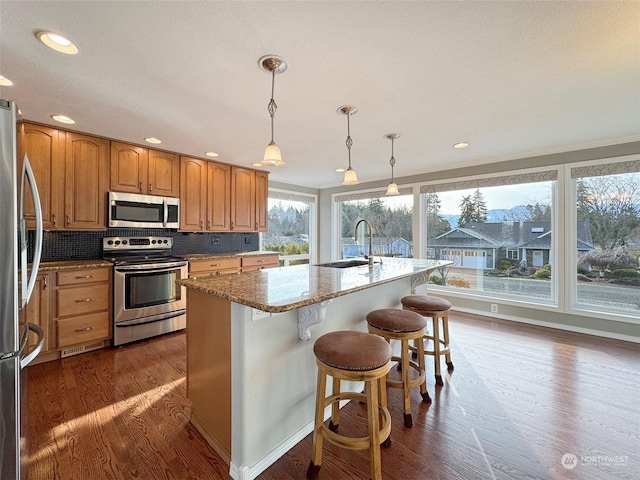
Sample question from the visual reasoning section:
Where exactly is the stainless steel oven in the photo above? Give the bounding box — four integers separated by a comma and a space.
103, 237, 187, 346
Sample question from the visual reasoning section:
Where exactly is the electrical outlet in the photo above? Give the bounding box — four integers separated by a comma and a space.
211, 237, 220, 245
244, 236, 252, 244
490, 303, 498, 313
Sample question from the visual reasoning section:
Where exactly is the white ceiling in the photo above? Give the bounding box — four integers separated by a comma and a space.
1, 1, 639, 189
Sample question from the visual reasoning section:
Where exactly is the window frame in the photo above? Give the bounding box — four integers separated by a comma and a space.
263, 188, 318, 266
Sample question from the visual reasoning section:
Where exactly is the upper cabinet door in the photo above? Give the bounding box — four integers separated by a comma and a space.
65, 132, 109, 230
255, 171, 269, 232
230, 167, 255, 231
110, 141, 148, 194
180, 156, 207, 231
207, 162, 231, 231
149, 150, 179, 197
18, 123, 64, 229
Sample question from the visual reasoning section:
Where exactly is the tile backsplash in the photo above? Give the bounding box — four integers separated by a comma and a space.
29, 229, 259, 262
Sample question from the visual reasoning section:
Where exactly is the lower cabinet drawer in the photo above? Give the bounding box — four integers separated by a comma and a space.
57, 311, 110, 348
241, 254, 279, 268
57, 284, 110, 317
189, 268, 238, 278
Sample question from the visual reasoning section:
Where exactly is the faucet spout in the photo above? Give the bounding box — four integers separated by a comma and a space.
355, 219, 376, 266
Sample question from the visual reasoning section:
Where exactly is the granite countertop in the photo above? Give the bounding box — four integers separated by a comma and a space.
178, 258, 451, 313
183, 251, 279, 261
37, 259, 113, 271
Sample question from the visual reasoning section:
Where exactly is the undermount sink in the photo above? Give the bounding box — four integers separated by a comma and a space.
315, 260, 370, 269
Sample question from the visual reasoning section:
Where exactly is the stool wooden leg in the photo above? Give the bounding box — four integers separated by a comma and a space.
432, 315, 443, 385
366, 377, 383, 480
400, 338, 413, 427
307, 369, 327, 479
442, 314, 454, 370
329, 377, 341, 432
416, 335, 431, 403
378, 375, 392, 447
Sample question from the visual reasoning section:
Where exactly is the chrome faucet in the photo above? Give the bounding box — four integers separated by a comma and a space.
355, 219, 379, 266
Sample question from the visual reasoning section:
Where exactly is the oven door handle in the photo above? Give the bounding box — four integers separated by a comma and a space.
114, 262, 187, 273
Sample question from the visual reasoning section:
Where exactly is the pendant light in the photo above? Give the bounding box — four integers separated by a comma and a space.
384, 133, 400, 195
338, 105, 359, 185
258, 55, 287, 167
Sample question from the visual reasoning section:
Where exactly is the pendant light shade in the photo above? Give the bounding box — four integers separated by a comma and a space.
384, 133, 400, 196
338, 105, 359, 186
258, 55, 287, 167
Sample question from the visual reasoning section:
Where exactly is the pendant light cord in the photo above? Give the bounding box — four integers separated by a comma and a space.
346, 112, 353, 168
267, 70, 277, 144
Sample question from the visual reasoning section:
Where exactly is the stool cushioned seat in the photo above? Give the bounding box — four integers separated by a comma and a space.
366, 308, 426, 333
401, 295, 452, 312
314, 330, 392, 371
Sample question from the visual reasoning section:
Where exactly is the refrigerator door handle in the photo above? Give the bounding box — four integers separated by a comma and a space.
20, 154, 43, 309
20, 323, 44, 369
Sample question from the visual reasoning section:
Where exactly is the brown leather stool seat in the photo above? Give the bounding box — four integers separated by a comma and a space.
401, 295, 454, 386
308, 330, 393, 480
367, 309, 430, 428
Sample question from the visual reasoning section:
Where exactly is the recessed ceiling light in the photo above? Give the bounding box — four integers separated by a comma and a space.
0, 75, 14, 86
335, 168, 345, 173
51, 114, 75, 124
144, 137, 162, 144
205, 151, 219, 158
36, 31, 78, 54
453, 142, 469, 149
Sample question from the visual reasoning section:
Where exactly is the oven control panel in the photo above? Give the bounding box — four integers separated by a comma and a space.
103, 236, 173, 251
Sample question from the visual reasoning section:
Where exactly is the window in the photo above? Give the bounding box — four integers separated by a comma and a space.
262, 189, 317, 266
335, 189, 414, 260
571, 159, 640, 316
421, 170, 556, 304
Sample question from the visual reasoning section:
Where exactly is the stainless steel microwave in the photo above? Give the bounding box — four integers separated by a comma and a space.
108, 192, 180, 229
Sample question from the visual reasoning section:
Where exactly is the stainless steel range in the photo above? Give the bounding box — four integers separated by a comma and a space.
103, 236, 187, 346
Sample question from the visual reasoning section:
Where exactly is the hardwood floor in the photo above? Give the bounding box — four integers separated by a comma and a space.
27, 313, 639, 480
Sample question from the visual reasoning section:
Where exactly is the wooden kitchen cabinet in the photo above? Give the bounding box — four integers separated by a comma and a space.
64, 132, 109, 230
25, 273, 52, 356
240, 253, 279, 272
188, 257, 240, 278
54, 267, 111, 350
18, 123, 108, 231
207, 162, 231, 231
230, 167, 256, 231
18, 123, 65, 229
255, 171, 269, 232
180, 156, 208, 231
149, 149, 180, 197
111, 141, 179, 197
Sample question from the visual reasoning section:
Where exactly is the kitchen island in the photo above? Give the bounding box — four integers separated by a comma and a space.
178, 258, 451, 480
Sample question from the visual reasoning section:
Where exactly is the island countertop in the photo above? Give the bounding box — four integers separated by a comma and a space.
178, 258, 451, 313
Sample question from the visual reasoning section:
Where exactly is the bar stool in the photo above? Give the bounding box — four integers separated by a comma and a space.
401, 295, 453, 386
366, 309, 430, 428
307, 330, 393, 480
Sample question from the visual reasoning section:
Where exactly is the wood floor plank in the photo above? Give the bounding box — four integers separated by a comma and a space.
28, 313, 639, 480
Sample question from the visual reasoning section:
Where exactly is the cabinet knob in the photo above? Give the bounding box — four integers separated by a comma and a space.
52, 214, 57, 227
74, 326, 93, 333
230, 221, 235, 230
75, 275, 93, 279
200, 220, 204, 230
207, 220, 211, 229
75, 297, 93, 303
139, 182, 143, 192
66, 215, 70, 226
43, 276, 48, 290
149, 183, 153, 192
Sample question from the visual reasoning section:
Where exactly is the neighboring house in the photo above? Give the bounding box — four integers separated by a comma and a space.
428, 221, 593, 269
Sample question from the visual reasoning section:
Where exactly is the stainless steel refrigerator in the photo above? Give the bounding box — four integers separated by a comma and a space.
0, 99, 45, 480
